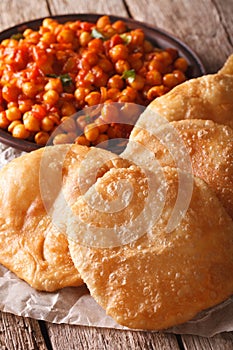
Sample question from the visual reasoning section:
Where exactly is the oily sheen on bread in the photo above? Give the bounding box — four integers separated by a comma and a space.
68, 165, 233, 330
0, 145, 87, 291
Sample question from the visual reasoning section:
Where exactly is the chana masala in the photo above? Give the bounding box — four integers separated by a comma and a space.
0, 16, 188, 147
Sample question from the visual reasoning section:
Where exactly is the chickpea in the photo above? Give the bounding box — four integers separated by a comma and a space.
53, 133, 71, 145
41, 32, 56, 45
143, 40, 154, 53
82, 51, 99, 66
6, 107, 21, 121
107, 88, 121, 101
130, 29, 145, 46
174, 57, 188, 72
98, 58, 113, 73
22, 82, 39, 98
95, 117, 109, 133
96, 16, 111, 29
2, 85, 20, 102
148, 59, 166, 73
76, 115, 91, 131
79, 31, 92, 46
48, 114, 61, 126
173, 69, 186, 83
120, 87, 137, 102
35, 131, 50, 145
0, 111, 10, 129
84, 123, 100, 142
60, 116, 76, 132
8, 120, 21, 133
18, 99, 33, 113
147, 85, 169, 100
120, 103, 141, 123
12, 124, 30, 139
23, 113, 40, 132
156, 51, 173, 66
7, 101, 18, 109
94, 133, 109, 147
101, 103, 119, 123
146, 70, 162, 85
166, 48, 178, 60
57, 29, 75, 44
128, 74, 145, 90
88, 38, 104, 53
66, 131, 77, 142
75, 135, 90, 146
83, 71, 95, 85
43, 90, 59, 106
42, 18, 56, 30
45, 78, 63, 93
115, 60, 130, 75
163, 73, 179, 88
107, 126, 118, 139
23, 28, 33, 37
117, 95, 131, 103
112, 20, 127, 34
103, 24, 116, 38
85, 91, 101, 106
100, 86, 108, 102
41, 116, 54, 132
74, 87, 90, 103
61, 101, 76, 116
107, 75, 124, 90
95, 72, 108, 88
109, 44, 128, 62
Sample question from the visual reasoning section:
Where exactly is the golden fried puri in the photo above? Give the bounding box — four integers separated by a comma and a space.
0, 145, 87, 291
144, 74, 233, 129
218, 54, 233, 75
129, 119, 233, 219
68, 166, 233, 330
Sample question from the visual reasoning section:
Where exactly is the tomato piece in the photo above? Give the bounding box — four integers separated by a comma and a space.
32, 104, 47, 120
80, 22, 94, 32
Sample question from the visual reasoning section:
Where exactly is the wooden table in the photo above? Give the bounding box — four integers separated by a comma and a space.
0, 1, 233, 349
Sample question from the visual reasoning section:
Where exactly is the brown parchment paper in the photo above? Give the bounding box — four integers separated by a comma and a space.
0, 143, 232, 337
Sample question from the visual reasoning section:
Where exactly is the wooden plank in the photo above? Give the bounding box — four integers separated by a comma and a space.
0, 312, 47, 350
0, 0, 49, 30
182, 332, 233, 350
124, 0, 233, 73
48, 0, 128, 17
46, 323, 181, 350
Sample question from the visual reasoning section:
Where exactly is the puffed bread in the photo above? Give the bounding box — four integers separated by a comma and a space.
218, 54, 233, 75
128, 119, 233, 218
0, 145, 88, 291
0, 144, 131, 291
143, 74, 233, 129
68, 166, 233, 330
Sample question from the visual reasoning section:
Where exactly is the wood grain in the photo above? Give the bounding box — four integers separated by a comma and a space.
0, 312, 47, 350
48, 0, 128, 17
182, 332, 233, 350
46, 323, 180, 350
0, 0, 49, 30
125, 0, 233, 73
